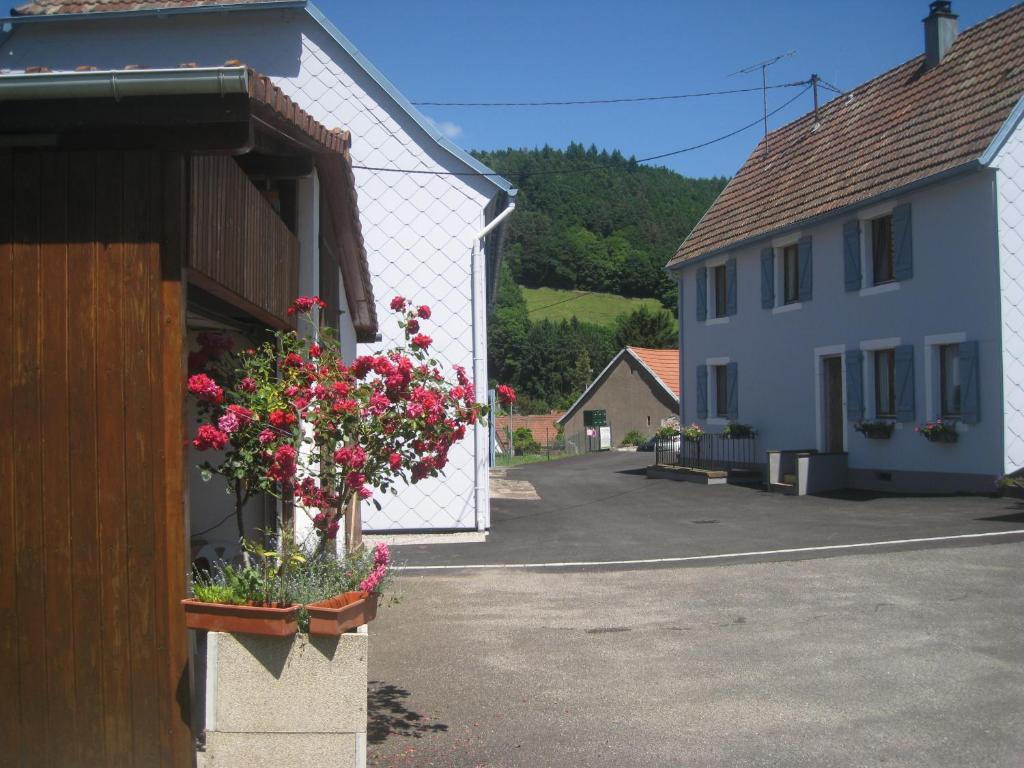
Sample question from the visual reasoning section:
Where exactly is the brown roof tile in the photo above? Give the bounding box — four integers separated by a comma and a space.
12, 0, 284, 15
669, 4, 1024, 267
628, 347, 680, 398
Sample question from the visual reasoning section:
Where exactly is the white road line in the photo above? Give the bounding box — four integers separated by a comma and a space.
397, 529, 1024, 571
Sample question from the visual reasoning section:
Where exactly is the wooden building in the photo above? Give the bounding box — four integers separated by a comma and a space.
0, 65, 375, 767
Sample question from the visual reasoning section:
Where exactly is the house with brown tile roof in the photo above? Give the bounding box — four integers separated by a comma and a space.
557, 347, 681, 449
666, 2, 1024, 494
0, 0, 515, 532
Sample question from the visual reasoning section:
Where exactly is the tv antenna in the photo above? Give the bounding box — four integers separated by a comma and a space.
731, 50, 796, 159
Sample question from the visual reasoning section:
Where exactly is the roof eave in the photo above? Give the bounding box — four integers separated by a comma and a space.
666, 159, 985, 272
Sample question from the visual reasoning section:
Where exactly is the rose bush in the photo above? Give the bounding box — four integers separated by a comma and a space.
188, 295, 494, 555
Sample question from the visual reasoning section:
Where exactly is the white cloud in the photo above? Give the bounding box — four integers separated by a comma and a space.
434, 120, 463, 140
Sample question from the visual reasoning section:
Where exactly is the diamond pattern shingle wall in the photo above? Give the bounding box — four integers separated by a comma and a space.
285, 26, 492, 530
997, 115, 1024, 475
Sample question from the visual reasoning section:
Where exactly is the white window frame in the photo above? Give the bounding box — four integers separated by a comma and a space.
858, 201, 901, 297
770, 231, 803, 314
859, 337, 902, 426
924, 332, 968, 430
704, 255, 731, 324
706, 356, 730, 425
813, 344, 847, 453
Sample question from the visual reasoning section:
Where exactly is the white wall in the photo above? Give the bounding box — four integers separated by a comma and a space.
0, 8, 501, 529
995, 114, 1024, 475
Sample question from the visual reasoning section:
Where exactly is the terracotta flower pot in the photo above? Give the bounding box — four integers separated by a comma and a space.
306, 591, 379, 636
181, 598, 299, 637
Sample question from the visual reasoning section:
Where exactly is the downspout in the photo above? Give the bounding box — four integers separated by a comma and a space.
471, 200, 516, 531
675, 270, 685, 427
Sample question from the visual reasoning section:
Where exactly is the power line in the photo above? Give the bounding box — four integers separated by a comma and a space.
412, 81, 809, 107
351, 84, 813, 179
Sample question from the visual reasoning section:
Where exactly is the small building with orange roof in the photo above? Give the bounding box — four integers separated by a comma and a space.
557, 347, 680, 447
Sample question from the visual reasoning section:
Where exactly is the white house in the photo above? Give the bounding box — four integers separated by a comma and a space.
667, 2, 1024, 494
0, 0, 516, 530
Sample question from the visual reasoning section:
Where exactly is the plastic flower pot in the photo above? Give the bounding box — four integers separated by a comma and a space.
859, 425, 893, 440
181, 599, 299, 636
924, 429, 958, 444
306, 591, 379, 636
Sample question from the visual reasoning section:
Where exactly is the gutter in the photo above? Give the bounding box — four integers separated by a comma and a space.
0, 65, 249, 100
470, 198, 515, 532
666, 159, 984, 273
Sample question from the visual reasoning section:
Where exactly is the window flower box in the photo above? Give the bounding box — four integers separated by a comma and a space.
854, 420, 894, 440
307, 591, 379, 637
722, 422, 755, 439
917, 420, 958, 443
182, 599, 299, 637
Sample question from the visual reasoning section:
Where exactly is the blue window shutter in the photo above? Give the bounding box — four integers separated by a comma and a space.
959, 340, 980, 424
760, 248, 775, 309
843, 220, 861, 291
726, 362, 738, 420
893, 203, 913, 281
895, 344, 915, 422
845, 350, 864, 420
696, 365, 708, 419
726, 258, 737, 315
696, 268, 707, 322
798, 235, 813, 302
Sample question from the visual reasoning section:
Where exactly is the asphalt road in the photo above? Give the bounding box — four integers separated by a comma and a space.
367, 454, 1024, 767
396, 451, 1024, 568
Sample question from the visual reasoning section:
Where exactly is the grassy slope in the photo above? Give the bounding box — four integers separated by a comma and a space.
521, 286, 664, 327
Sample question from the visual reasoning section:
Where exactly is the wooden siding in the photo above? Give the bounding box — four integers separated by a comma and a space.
0, 149, 191, 768
189, 155, 299, 327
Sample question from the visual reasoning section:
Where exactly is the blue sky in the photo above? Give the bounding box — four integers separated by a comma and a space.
317, 0, 1014, 179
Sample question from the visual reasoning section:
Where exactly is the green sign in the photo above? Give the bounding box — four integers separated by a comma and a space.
583, 409, 607, 427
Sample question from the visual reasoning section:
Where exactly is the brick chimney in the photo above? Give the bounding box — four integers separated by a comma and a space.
923, 1, 958, 69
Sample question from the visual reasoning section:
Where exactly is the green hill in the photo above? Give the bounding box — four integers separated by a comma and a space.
473, 143, 726, 308
521, 286, 665, 327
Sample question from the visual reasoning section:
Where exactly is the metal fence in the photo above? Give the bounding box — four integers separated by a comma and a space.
655, 433, 759, 471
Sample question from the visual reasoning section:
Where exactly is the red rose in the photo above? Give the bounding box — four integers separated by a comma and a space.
192, 424, 228, 451
496, 384, 516, 407
411, 334, 432, 350
390, 296, 406, 312
388, 452, 401, 470
418, 305, 431, 319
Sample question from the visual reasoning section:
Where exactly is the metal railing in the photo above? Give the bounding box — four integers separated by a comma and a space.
655, 433, 758, 471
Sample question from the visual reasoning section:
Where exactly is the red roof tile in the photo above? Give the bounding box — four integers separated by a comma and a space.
669, 4, 1024, 266
628, 347, 680, 398
11, 0, 285, 15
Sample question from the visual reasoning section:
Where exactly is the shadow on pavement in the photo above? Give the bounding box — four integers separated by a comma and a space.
367, 680, 448, 744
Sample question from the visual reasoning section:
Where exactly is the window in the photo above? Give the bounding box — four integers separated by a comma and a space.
782, 244, 799, 304
871, 215, 895, 285
713, 265, 728, 317
715, 365, 728, 418
874, 349, 896, 418
939, 344, 961, 417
